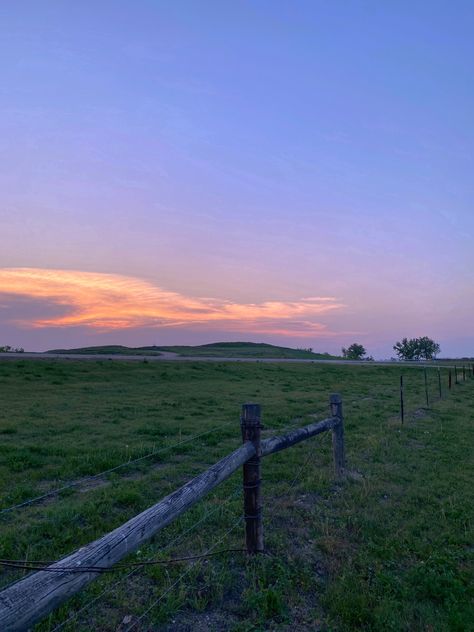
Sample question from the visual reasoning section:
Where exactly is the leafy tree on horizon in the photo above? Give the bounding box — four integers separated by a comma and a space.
0, 345, 24, 353
342, 343, 367, 360
393, 336, 440, 361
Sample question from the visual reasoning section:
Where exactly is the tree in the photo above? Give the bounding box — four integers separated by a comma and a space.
393, 337, 440, 361
393, 338, 417, 360
417, 336, 440, 360
342, 343, 366, 360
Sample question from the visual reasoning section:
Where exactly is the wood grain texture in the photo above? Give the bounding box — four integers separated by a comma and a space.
261, 417, 335, 457
0, 411, 340, 630
330, 393, 345, 478
0, 442, 255, 631
241, 403, 264, 553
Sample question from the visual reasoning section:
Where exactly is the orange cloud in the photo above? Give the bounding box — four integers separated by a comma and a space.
0, 268, 345, 337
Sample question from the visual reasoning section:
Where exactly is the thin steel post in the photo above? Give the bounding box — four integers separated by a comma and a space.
400, 375, 405, 424
424, 368, 429, 408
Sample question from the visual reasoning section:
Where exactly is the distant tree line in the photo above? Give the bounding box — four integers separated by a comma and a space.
341, 336, 440, 361
0, 345, 24, 353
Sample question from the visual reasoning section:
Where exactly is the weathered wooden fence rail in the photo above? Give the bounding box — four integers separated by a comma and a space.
0, 394, 345, 631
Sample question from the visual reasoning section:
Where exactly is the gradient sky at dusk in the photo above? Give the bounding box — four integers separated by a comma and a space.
1, 1, 473, 357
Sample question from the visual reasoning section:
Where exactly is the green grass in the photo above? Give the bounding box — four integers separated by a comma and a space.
46, 341, 342, 360
0, 360, 472, 631
160, 342, 341, 359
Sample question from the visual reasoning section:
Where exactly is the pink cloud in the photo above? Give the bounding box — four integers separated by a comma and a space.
0, 267, 346, 337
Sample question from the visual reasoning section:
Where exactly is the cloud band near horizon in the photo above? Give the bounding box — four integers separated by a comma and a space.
0, 268, 346, 338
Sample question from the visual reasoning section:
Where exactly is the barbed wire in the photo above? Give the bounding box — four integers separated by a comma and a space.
44, 411, 353, 626
2, 376, 453, 518
49, 483, 243, 631
124, 517, 244, 632
1, 487, 244, 573
287, 429, 331, 492
120, 422, 340, 632
0, 421, 237, 516
263, 428, 331, 541
263, 402, 333, 439
0, 391, 390, 518
0, 548, 247, 574
4, 369, 470, 629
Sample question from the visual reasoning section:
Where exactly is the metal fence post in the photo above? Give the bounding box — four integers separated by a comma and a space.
424, 367, 429, 407
241, 403, 264, 554
330, 393, 345, 478
400, 376, 405, 424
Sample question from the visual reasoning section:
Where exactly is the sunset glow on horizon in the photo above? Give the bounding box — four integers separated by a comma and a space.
0, 267, 345, 338
0, 3, 473, 356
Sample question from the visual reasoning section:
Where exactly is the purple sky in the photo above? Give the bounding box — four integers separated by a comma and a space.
1, 2, 473, 357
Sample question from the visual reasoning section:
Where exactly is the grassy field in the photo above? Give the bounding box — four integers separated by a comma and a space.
46, 341, 341, 360
0, 359, 472, 631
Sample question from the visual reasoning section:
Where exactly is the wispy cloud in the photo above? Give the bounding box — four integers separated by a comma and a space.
0, 268, 345, 337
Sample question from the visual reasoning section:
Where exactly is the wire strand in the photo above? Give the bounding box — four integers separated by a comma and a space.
124, 517, 244, 632
50, 484, 242, 632
0, 397, 362, 517
0, 422, 236, 515
0, 548, 247, 573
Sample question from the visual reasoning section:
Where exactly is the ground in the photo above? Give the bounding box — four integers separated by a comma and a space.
0, 360, 472, 631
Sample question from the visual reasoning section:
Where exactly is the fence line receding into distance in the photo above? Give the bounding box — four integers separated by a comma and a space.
2, 360, 473, 630
0, 394, 345, 632
398, 362, 474, 423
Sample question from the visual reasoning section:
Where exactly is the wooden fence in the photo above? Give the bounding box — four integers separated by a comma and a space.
0, 394, 345, 631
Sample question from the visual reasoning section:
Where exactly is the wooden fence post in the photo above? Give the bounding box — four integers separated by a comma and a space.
330, 393, 345, 478
455, 365, 459, 384
449, 369, 452, 390
463, 365, 466, 381
438, 368, 442, 399
241, 403, 264, 554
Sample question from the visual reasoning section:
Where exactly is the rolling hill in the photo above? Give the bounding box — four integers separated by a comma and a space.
47, 341, 341, 360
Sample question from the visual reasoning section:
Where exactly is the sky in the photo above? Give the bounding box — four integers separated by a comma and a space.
0, 1, 473, 357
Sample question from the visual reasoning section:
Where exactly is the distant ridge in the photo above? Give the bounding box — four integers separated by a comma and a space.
46, 342, 341, 360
